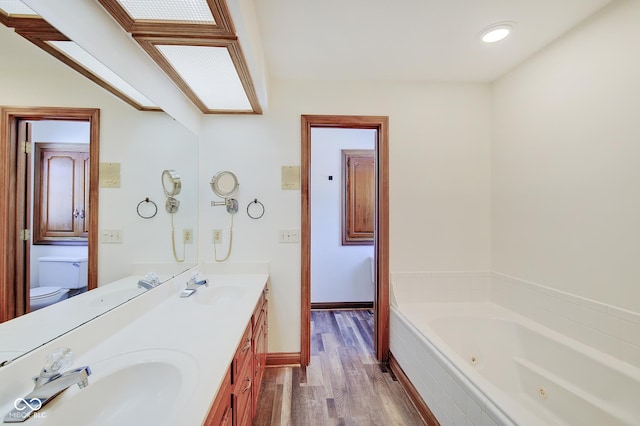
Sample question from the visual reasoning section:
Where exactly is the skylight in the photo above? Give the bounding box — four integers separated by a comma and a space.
48, 41, 157, 108
0, 0, 37, 16
156, 45, 252, 111
117, 0, 215, 24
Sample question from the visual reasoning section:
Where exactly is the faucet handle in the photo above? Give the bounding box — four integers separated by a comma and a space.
41, 347, 74, 377
144, 272, 160, 285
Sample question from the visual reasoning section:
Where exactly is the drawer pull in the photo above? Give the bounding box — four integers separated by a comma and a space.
242, 378, 252, 393
221, 405, 230, 423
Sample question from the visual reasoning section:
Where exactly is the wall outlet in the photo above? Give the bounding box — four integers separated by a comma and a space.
101, 228, 123, 243
213, 229, 223, 244
279, 229, 299, 243
183, 229, 193, 244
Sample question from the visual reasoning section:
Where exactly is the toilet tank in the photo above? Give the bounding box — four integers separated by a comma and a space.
38, 257, 89, 289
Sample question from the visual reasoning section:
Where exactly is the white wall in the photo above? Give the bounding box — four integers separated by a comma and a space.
1, 26, 199, 286
492, 0, 640, 313
199, 79, 492, 353
311, 127, 375, 303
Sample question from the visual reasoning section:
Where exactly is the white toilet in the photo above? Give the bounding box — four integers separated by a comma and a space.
30, 257, 88, 311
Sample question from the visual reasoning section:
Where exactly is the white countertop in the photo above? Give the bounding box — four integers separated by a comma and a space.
0, 268, 269, 425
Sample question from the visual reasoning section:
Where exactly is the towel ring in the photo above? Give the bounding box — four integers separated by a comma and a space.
247, 198, 265, 220
137, 197, 158, 219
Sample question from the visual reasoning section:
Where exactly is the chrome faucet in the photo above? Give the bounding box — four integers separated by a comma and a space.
137, 272, 160, 290
180, 272, 209, 298
137, 280, 157, 290
3, 348, 91, 423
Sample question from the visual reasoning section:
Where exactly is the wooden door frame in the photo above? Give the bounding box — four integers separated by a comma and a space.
301, 115, 389, 366
0, 106, 100, 323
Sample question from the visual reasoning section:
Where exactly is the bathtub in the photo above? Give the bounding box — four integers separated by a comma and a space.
390, 302, 640, 425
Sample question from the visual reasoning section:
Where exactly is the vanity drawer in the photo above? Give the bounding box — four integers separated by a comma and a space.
252, 298, 268, 419
251, 288, 268, 329
232, 321, 252, 384
233, 355, 252, 426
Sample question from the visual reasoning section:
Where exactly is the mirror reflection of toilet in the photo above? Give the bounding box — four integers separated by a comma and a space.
30, 257, 88, 311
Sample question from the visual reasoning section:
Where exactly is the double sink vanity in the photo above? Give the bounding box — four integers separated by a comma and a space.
0, 265, 269, 425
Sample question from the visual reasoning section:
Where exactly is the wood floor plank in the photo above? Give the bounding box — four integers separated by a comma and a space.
279, 368, 293, 425
303, 355, 322, 387
254, 310, 427, 426
254, 368, 279, 426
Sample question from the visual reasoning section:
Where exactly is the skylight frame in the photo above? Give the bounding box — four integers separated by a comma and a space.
98, 0, 261, 114
137, 37, 260, 114
97, 0, 235, 38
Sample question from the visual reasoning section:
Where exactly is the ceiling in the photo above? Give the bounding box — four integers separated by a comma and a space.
252, 0, 614, 82
0, 0, 617, 127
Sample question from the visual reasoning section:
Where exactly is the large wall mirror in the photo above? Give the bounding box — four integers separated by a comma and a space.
0, 24, 198, 366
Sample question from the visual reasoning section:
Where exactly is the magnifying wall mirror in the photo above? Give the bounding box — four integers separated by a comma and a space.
162, 169, 182, 213
210, 171, 239, 262
210, 171, 239, 214
210, 171, 238, 199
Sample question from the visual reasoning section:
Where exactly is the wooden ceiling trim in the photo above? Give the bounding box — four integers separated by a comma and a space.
227, 40, 262, 115
96, 0, 137, 32
97, 0, 235, 36
128, 22, 235, 40
207, 0, 235, 35
2, 15, 64, 39
0, 10, 9, 26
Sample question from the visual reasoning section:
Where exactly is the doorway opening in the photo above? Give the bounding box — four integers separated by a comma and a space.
301, 115, 389, 365
0, 107, 100, 323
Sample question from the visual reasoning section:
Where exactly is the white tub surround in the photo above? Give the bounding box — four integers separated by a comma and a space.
492, 273, 640, 368
0, 267, 269, 425
389, 272, 640, 426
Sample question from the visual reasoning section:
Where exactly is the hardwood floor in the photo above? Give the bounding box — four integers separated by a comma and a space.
254, 310, 426, 425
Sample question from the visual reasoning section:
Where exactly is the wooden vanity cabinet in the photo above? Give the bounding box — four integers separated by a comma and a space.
252, 289, 268, 419
233, 322, 254, 426
204, 366, 232, 426
204, 286, 268, 426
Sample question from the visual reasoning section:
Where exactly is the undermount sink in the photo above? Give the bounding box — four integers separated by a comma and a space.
192, 285, 244, 305
39, 349, 199, 426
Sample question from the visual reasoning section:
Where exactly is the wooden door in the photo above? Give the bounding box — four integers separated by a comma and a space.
14, 121, 31, 316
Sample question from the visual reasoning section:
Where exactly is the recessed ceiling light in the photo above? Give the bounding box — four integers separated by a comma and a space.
479, 22, 514, 43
